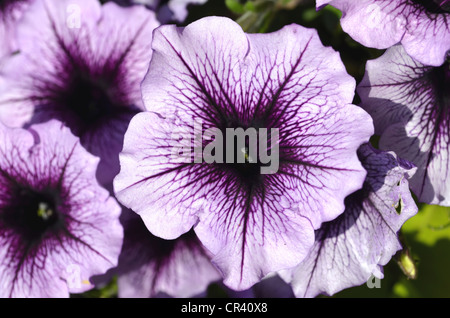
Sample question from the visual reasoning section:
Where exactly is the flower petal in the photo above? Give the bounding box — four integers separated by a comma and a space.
279, 144, 418, 298
0, 0, 159, 185
358, 45, 450, 205
115, 17, 373, 290
319, 0, 450, 66
116, 209, 221, 298
0, 120, 123, 297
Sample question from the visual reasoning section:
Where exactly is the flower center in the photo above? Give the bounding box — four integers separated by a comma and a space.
226, 137, 265, 181
213, 120, 280, 183
65, 74, 114, 125
429, 58, 450, 111
0, 0, 23, 11
2, 187, 62, 242
37, 202, 54, 221
411, 0, 450, 13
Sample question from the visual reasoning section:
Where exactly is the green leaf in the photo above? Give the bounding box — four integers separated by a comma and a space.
225, 0, 246, 14
243, 1, 257, 12
402, 204, 450, 246
392, 278, 421, 298
301, 7, 320, 22
321, 4, 342, 18
397, 204, 450, 297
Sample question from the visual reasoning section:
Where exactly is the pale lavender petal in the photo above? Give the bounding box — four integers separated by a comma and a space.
222, 273, 295, 298
319, 0, 450, 66
0, 0, 33, 61
358, 44, 450, 205
250, 274, 295, 298
0, 120, 123, 297
0, 0, 159, 185
114, 17, 373, 290
279, 143, 418, 298
116, 209, 221, 298
401, 4, 450, 67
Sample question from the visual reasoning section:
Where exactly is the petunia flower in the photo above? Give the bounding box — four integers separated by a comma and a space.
110, 0, 208, 23
358, 44, 450, 206
0, 0, 33, 60
278, 143, 418, 297
0, 120, 123, 298
0, 0, 159, 186
114, 17, 374, 290
317, 0, 450, 66
114, 208, 221, 298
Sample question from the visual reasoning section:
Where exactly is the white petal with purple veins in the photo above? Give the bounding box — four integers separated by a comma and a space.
279, 144, 418, 298
0, 120, 123, 297
115, 17, 373, 290
0, 0, 159, 186
358, 45, 450, 205
116, 210, 221, 298
319, 0, 450, 66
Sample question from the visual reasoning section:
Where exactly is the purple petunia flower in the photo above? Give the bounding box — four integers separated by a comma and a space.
0, 0, 159, 186
317, 0, 450, 66
114, 17, 374, 290
114, 209, 221, 298
0, 120, 123, 298
358, 45, 450, 206
0, 0, 33, 60
278, 143, 418, 297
